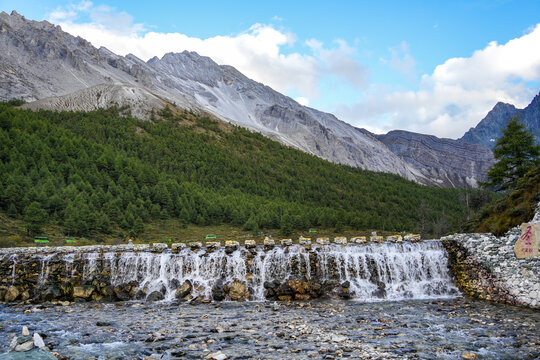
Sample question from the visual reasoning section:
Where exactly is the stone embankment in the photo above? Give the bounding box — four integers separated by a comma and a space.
442, 206, 540, 309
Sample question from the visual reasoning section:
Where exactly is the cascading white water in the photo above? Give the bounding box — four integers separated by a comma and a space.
32, 241, 458, 301
316, 241, 459, 300
9, 254, 17, 285
38, 254, 54, 286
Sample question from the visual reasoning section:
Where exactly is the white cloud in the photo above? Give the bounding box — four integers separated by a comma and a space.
46, 2, 364, 101
337, 24, 540, 138
382, 41, 417, 83
45, 2, 540, 140
294, 97, 310, 106
307, 38, 369, 89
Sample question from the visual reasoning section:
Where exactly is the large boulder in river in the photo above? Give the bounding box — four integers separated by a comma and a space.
175, 280, 192, 300
229, 280, 248, 301
212, 281, 226, 301
146, 290, 164, 302
5, 286, 20, 302
42, 285, 61, 301
73, 285, 95, 300
113, 284, 131, 301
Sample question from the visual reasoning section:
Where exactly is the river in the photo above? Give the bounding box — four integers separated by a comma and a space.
1, 297, 539, 359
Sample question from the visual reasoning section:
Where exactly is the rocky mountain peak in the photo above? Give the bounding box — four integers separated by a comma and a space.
0, 11, 498, 188
529, 93, 540, 108
9, 10, 23, 18
492, 101, 516, 112
375, 130, 495, 188
460, 93, 539, 149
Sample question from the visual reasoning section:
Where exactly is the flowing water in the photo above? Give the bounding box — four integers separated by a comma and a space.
0, 298, 538, 359
31, 242, 459, 302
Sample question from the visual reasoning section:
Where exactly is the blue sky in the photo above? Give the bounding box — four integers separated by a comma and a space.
2, 0, 540, 137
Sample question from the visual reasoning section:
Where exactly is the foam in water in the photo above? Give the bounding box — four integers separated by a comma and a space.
27, 241, 459, 301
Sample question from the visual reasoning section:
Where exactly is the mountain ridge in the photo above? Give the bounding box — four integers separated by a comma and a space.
0, 10, 495, 188
460, 94, 540, 149
374, 130, 495, 188
0, 11, 428, 184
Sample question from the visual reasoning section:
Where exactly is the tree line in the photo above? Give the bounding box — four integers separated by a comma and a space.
0, 102, 478, 240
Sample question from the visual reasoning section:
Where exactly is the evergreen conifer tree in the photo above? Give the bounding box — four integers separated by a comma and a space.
483, 117, 539, 191
24, 201, 47, 235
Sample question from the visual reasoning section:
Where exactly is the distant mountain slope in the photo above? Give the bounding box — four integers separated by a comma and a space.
374, 130, 495, 188
1, 10, 499, 188
21, 84, 171, 119
460, 93, 540, 149
0, 11, 429, 184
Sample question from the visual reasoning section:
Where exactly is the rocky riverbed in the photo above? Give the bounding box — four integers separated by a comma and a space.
1, 298, 539, 360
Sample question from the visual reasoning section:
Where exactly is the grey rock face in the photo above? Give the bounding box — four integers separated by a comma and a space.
376, 130, 495, 188
0, 11, 427, 183
460, 94, 540, 149
21, 84, 170, 120
2, 11, 499, 187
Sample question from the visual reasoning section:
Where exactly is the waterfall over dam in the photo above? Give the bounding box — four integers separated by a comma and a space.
0, 242, 459, 302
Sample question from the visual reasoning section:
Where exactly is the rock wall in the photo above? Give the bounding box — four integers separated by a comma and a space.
0, 241, 458, 304
442, 225, 540, 309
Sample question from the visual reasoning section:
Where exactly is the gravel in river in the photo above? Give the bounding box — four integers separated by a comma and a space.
0, 298, 539, 360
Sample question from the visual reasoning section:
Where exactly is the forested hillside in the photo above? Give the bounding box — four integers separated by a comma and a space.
0, 102, 478, 242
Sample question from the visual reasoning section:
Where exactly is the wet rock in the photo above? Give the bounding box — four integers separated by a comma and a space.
5, 286, 20, 302
21, 290, 31, 301
264, 239, 275, 249
339, 286, 351, 299
96, 321, 111, 327
189, 242, 202, 250
331, 335, 348, 343
371, 281, 386, 298
15, 340, 34, 352
0, 285, 8, 300
206, 351, 227, 360
8, 337, 18, 352
135, 288, 148, 300
212, 282, 226, 301
175, 280, 192, 300
113, 284, 132, 301
288, 280, 310, 295
33, 332, 46, 349
461, 353, 478, 359
22, 326, 29, 336
73, 285, 95, 299
225, 241, 239, 254
229, 280, 248, 301
146, 290, 164, 302
145, 332, 165, 342
212, 326, 224, 333
42, 285, 61, 301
